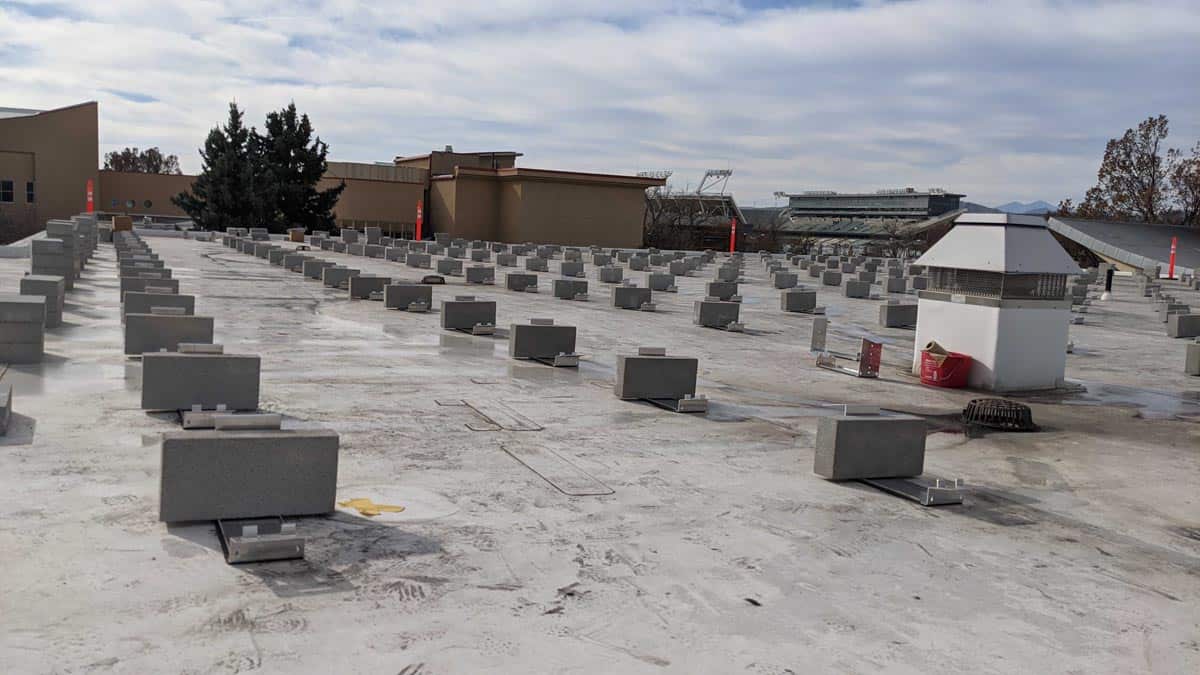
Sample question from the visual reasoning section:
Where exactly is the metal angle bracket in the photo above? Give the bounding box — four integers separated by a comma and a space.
643, 395, 709, 414
216, 516, 305, 564
859, 477, 965, 507
814, 337, 882, 379
531, 353, 580, 368
180, 403, 231, 428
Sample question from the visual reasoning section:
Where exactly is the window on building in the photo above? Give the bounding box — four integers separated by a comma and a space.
26, 182, 35, 203
111, 199, 119, 208
144, 199, 153, 209
0, 180, 13, 203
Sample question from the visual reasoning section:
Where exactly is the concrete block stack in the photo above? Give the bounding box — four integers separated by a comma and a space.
0, 295, 47, 363
46, 219, 88, 270
31, 238, 77, 290
19, 275, 66, 328
70, 214, 99, 259
110, 230, 344, 525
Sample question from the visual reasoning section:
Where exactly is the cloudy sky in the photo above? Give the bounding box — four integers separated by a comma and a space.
3, 0, 1198, 206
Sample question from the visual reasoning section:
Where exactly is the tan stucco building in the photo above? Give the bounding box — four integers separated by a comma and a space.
2, 102, 663, 247
0, 102, 99, 241
97, 162, 428, 237
429, 166, 659, 247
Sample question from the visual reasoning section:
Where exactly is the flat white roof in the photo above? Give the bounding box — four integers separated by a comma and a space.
3, 235, 1197, 673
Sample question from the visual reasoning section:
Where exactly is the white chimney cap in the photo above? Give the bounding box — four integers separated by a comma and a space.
914, 213, 1079, 274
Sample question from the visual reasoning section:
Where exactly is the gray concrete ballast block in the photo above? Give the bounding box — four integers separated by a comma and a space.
19, 275, 65, 328
124, 314, 215, 355
781, 289, 817, 313
141, 353, 261, 411
707, 281, 738, 301
813, 414, 926, 480
615, 353, 698, 400
1167, 314, 1200, 338
845, 280, 871, 298
509, 322, 577, 359
123, 292, 196, 318
159, 428, 340, 522
693, 300, 740, 328
506, 273, 538, 292
441, 298, 496, 330
554, 279, 588, 300
0, 295, 46, 363
612, 285, 651, 309
384, 284, 433, 310
879, 303, 918, 328
648, 273, 676, 292
322, 267, 360, 289
349, 275, 392, 299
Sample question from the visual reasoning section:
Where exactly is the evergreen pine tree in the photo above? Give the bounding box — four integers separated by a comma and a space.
258, 103, 345, 232
173, 102, 268, 231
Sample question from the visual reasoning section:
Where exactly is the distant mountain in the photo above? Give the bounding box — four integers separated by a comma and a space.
961, 201, 1002, 214
995, 200, 1054, 214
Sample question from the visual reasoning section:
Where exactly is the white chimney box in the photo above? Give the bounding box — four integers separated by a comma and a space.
911, 214, 1079, 392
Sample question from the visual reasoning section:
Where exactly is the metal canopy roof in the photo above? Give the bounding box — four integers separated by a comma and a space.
1048, 216, 1200, 276
914, 213, 1080, 274
0, 106, 43, 119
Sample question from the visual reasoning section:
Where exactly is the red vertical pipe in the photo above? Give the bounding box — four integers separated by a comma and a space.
728, 217, 737, 253
1168, 236, 1177, 279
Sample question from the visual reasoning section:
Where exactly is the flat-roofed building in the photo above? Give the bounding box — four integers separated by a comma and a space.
784, 188, 963, 220
0, 102, 99, 240
395, 148, 522, 174
429, 166, 663, 247
2, 102, 663, 246
98, 160, 429, 235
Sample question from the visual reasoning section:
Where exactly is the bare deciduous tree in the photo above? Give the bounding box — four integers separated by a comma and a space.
104, 147, 182, 174
643, 189, 705, 250
1167, 142, 1200, 227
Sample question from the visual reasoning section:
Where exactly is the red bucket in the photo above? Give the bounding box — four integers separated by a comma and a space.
920, 349, 971, 388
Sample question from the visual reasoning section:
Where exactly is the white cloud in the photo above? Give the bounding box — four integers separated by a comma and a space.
2, 0, 1198, 205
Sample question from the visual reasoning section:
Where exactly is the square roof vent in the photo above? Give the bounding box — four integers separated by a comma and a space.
915, 213, 1080, 274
